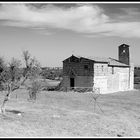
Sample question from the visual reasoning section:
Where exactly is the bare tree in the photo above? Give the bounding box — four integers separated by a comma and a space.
1, 57, 22, 114
22, 50, 41, 79
0, 51, 41, 114
0, 57, 7, 91
22, 50, 42, 100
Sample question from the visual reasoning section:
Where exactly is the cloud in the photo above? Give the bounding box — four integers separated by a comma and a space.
110, 7, 140, 22
120, 7, 140, 16
0, 3, 140, 38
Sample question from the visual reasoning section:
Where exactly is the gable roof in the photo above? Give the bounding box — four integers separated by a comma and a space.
63, 55, 129, 67
85, 56, 129, 67
108, 58, 129, 67
119, 44, 129, 48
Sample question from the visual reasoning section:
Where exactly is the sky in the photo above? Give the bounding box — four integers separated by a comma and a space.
0, 2, 140, 67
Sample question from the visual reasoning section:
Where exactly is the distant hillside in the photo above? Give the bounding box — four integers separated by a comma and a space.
41, 67, 62, 71
41, 67, 63, 80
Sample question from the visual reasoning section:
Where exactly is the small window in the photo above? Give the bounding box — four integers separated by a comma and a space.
112, 67, 114, 74
84, 65, 89, 70
101, 65, 104, 71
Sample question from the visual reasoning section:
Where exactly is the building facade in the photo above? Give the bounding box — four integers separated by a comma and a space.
62, 44, 134, 93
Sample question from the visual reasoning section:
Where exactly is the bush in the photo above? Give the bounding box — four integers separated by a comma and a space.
41, 67, 62, 80
28, 80, 42, 100
0, 82, 5, 91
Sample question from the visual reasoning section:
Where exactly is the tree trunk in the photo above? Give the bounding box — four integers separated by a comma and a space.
1, 83, 11, 114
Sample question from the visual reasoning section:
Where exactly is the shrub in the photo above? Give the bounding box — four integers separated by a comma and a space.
28, 80, 42, 100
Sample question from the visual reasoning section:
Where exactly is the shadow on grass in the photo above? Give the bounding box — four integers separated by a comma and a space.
0, 109, 24, 121
5, 109, 24, 115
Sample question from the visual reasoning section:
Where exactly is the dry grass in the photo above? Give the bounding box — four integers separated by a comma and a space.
0, 88, 140, 137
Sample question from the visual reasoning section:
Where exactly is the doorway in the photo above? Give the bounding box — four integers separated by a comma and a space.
70, 78, 75, 89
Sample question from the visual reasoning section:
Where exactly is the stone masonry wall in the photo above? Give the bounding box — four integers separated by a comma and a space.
93, 63, 131, 93
62, 75, 93, 89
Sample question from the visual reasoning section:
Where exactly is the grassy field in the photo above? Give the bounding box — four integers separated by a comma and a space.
0, 88, 140, 137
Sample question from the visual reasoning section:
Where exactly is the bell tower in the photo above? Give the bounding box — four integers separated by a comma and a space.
118, 44, 130, 65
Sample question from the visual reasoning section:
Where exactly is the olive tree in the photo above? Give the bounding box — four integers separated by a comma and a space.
22, 50, 42, 101
0, 57, 22, 114
0, 50, 41, 114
